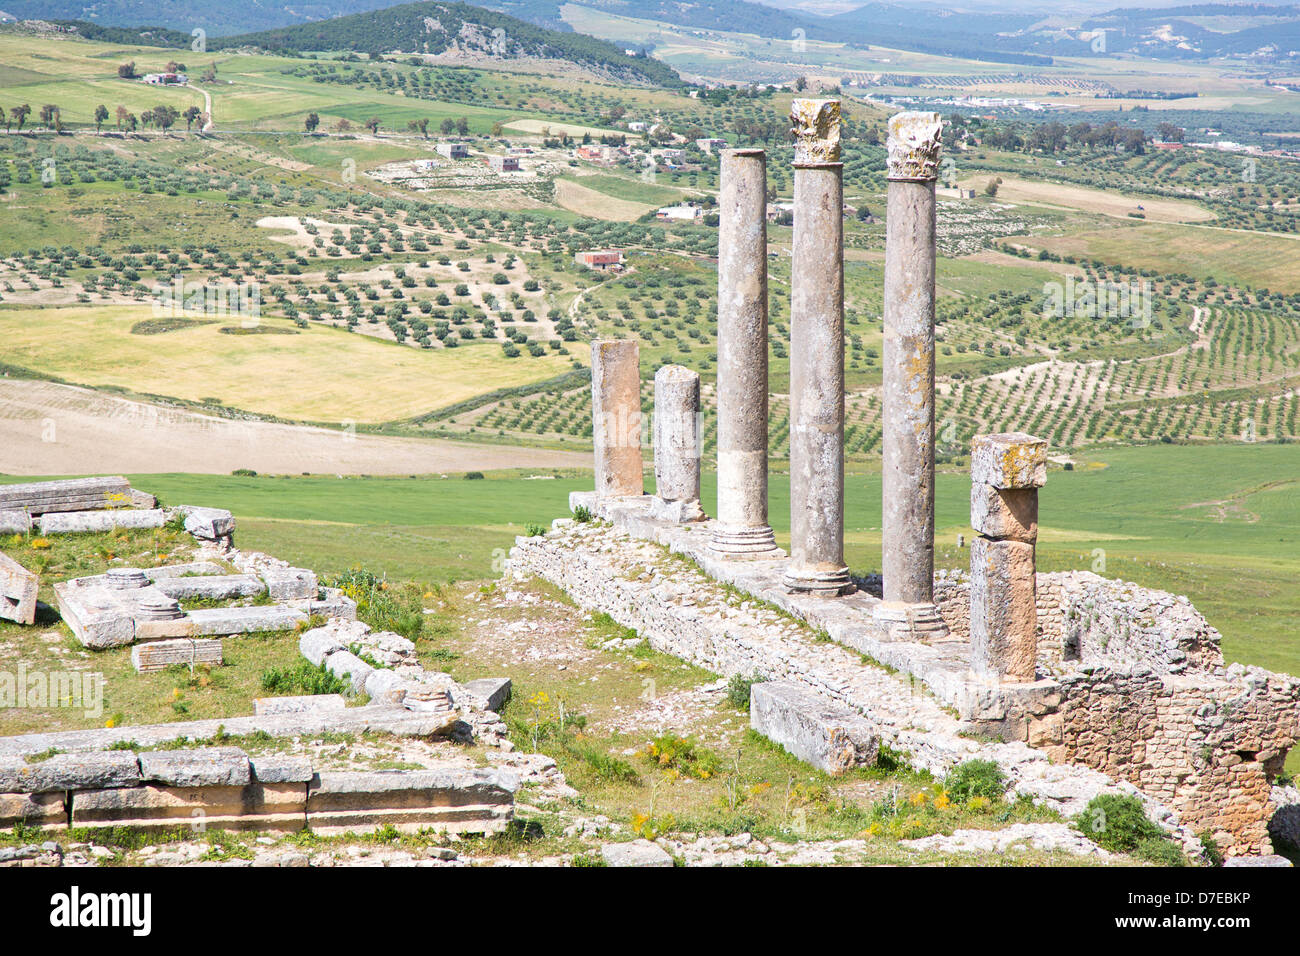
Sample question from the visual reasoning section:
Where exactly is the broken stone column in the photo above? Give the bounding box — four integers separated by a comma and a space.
651, 364, 704, 522
876, 111, 948, 636
590, 340, 644, 499
969, 432, 1047, 683
710, 148, 779, 557
784, 99, 851, 595
0, 552, 38, 626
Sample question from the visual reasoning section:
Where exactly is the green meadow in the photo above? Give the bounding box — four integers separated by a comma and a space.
91, 441, 1298, 682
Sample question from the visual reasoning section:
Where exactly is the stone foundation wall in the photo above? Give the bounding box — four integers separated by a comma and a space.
1048, 664, 1300, 854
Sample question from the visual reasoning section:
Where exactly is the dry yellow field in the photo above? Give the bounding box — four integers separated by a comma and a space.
0, 305, 578, 423
553, 177, 656, 221
963, 174, 1214, 223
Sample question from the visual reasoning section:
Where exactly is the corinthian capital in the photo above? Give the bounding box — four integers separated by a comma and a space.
790, 98, 841, 164
887, 111, 944, 182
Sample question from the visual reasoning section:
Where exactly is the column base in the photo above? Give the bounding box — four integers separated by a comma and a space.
707, 524, 781, 559
872, 601, 950, 640
650, 497, 706, 524
782, 565, 854, 596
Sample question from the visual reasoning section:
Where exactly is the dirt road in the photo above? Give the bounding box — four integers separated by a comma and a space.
0, 379, 589, 476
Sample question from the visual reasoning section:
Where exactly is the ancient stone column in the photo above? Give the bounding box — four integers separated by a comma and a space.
652, 364, 704, 522
590, 339, 643, 498
969, 432, 1047, 683
783, 99, 851, 596
876, 111, 947, 635
710, 148, 779, 556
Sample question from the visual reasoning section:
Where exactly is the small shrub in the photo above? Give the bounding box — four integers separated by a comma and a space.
944, 759, 1007, 804
641, 734, 721, 780
572, 504, 593, 523
1198, 831, 1224, 867
1135, 835, 1188, 867
726, 673, 760, 712
464, 471, 485, 480
524, 522, 547, 537
1076, 793, 1171, 856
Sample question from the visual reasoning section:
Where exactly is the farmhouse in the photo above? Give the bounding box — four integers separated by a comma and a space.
141, 72, 187, 85
695, 137, 728, 152
435, 142, 470, 160
486, 154, 521, 173
656, 203, 703, 222
574, 249, 625, 271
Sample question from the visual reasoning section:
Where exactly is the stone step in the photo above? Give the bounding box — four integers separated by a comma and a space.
131, 638, 224, 673
305, 769, 517, 835
0, 477, 133, 515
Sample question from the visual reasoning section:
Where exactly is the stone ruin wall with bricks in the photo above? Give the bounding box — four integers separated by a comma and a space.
504, 103, 1300, 859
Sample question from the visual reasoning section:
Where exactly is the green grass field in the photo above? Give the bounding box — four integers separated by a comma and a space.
110, 441, 1300, 680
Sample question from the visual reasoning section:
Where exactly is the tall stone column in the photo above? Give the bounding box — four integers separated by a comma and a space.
783, 99, 851, 596
876, 111, 947, 635
969, 432, 1047, 683
652, 364, 704, 522
710, 148, 779, 556
590, 339, 643, 499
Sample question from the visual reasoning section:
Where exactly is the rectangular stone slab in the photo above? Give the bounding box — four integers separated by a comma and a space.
306, 769, 516, 835
0, 751, 140, 793
72, 783, 306, 832
131, 638, 223, 673
0, 510, 32, 535
253, 694, 347, 717
0, 552, 38, 625
0, 476, 132, 515
749, 682, 879, 775
53, 581, 135, 649
970, 485, 1038, 543
970, 433, 1047, 489
186, 605, 307, 636
0, 790, 66, 830
151, 574, 265, 601
38, 509, 167, 534
138, 747, 251, 787
249, 755, 315, 784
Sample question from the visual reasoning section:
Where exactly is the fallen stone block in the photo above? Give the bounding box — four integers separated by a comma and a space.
138, 747, 250, 787
0, 476, 133, 515
0, 552, 38, 626
323, 650, 373, 695
289, 588, 357, 621
0, 791, 66, 830
299, 628, 346, 666
38, 509, 167, 535
253, 694, 347, 717
749, 682, 879, 775
130, 489, 157, 510
261, 568, 318, 601
152, 574, 265, 601
1223, 855, 1293, 867
174, 506, 235, 542
970, 537, 1038, 683
187, 605, 307, 636
53, 582, 135, 649
0, 510, 32, 535
72, 783, 306, 832
131, 638, 223, 673
970, 432, 1047, 490
602, 839, 674, 867
305, 768, 516, 835
249, 755, 315, 785
462, 677, 512, 712
0, 751, 140, 793
970, 485, 1038, 543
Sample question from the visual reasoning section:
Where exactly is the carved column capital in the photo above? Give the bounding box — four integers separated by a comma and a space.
790, 98, 841, 164
886, 111, 944, 182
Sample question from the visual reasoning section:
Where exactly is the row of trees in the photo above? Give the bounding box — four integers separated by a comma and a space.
1, 102, 205, 134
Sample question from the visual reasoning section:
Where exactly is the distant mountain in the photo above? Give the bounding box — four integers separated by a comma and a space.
0, 0, 402, 36
210, 1, 683, 85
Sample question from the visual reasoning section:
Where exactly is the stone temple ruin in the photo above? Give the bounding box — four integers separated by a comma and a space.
0, 475, 527, 838
506, 104, 1300, 860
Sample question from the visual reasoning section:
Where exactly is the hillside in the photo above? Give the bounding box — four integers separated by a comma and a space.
211, 1, 682, 85
0, 0, 403, 36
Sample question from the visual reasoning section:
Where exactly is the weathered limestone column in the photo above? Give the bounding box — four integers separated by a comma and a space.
710, 148, 779, 556
783, 99, 851, 596
590, 340, 643, 499
969, 432, 1047, 683
652, 364, 704, 522
876, 111, 947, 635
